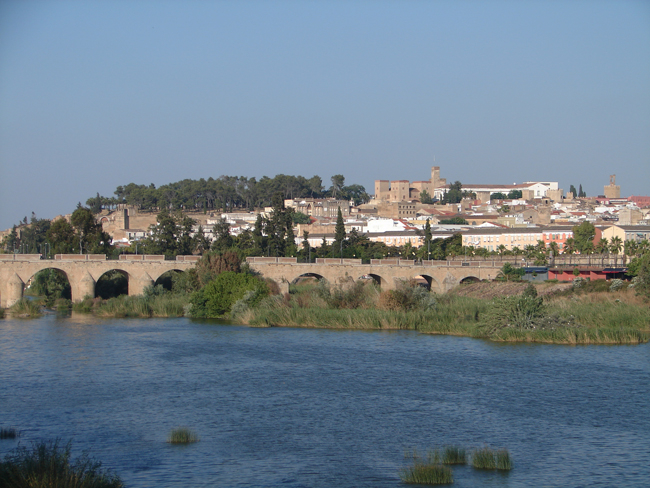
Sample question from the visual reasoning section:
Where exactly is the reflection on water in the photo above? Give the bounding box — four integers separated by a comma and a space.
1, 314, 649, 487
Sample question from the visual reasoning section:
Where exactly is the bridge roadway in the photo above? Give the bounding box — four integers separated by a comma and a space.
246, 257, 503, 293
0, 254, 197, 308
0, 254, 504, 308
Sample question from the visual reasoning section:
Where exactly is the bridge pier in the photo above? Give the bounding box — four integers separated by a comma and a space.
71, 271, 96, 302
3, 273, 25, 308
129, 272, 154, 296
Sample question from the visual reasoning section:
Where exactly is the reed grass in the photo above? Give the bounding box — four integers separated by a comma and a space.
0, 439, 123, 488
495, 449, 512, 470
8, 299, 41, 318
471, 446, 512, 471
400, 450, 453, 485
442, 446, 467, 465
167, 427, 199, 444
0, 428, 17, 439
73, 294, 189, 318
471, 446, 497, 469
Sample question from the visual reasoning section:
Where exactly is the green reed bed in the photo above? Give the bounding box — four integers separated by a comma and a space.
471, 447, 512, 471
0, 428, 17, 440
0, 440, 123, 488
442, 446, 467, 465
492, 326, 650, 345
547, 299, 650, 331
73, 294, 189, 318
400, 450, 453, 485
8, 299, 41, 318
167, 427, 199, 444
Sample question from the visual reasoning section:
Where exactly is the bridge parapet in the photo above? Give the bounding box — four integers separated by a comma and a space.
55, 254, 107, 261
0, 254, 42, 261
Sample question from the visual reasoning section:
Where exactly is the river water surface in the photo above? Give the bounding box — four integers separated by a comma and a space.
1, 314, 649, 487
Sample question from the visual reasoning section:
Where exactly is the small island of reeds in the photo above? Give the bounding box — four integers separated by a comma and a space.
167, 427, 199, 444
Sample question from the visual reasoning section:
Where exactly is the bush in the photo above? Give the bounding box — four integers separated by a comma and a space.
481, 292, 545, 333
190, 271, 269, 318
378, 281, 436, 312
0, 440, 123, 488
609, 279, 625, 292
572, 276, 585, 289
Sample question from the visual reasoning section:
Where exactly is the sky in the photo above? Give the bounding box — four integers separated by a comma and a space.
1, 0, 649, 230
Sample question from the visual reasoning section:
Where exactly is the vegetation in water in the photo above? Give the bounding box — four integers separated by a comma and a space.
0, 428, 17, 440
442, 446, 467, 465
72, 286, 189, 318
8, 299, 42, 318
471, 446, 512, 471
0, 440, 123, 488
167, 427, 199, 445
400, 450, 453, 485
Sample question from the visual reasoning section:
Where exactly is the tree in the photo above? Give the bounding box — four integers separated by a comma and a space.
419, 190, 434, 204
334, 207, 346, 258
569, 185, 577, 197
211, 218, 234, 253
507, 190, 522, 199
595, 238, 609, 254
330, 174, 345, 199
490, 192, 507, 200
572, 222, 595, 254
194, 225, 211, 254
71, 207, 112, 254
439, 217, 468, 225
284, 208, 297, 257
578, 184, 586, 198
47, 219, 76, 254
443, 181, 463, 204
302, 231, 311, 263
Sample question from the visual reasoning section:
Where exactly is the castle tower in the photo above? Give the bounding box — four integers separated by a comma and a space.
604, 174, 621, 199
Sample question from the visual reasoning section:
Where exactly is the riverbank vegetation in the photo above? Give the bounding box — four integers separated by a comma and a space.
234, 278, 650, 345
0, 440, 123, 488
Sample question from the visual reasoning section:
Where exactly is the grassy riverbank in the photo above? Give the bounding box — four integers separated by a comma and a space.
235, 280, 650, 345
72, 292, 188, 318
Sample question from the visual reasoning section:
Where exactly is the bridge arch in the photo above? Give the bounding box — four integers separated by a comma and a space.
460, 275, 481, 284
291, 273, 326, 284
413, 274, 441, 293
96, 269, 129, 298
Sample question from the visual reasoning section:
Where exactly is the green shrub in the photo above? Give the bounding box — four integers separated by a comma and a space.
609, 279, 625, 292
0, 440, 123, 488
167, 427, 199, 444
481, 293, 545, 333
190, 271, 269, 318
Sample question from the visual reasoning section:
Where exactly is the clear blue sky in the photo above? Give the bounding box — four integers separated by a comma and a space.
1, 0, 649, 229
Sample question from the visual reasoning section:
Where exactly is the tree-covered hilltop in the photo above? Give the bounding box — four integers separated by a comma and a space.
85, 174, 371, 213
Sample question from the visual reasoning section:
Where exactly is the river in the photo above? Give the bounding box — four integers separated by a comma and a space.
1, 314, 648, 487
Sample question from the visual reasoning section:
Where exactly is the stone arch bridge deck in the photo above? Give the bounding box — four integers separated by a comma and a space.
246, 257, 505, 293
0, 254, 197, 307
1, 254, 508, 308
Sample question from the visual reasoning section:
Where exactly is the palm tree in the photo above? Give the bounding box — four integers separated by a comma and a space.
609, 236, 623, 266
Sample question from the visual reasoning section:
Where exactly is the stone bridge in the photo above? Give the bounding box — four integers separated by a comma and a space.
0, 254, 198, 307
246, 257, 504, 293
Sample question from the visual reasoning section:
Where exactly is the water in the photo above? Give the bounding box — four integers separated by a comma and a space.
1, 314, 649, 487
